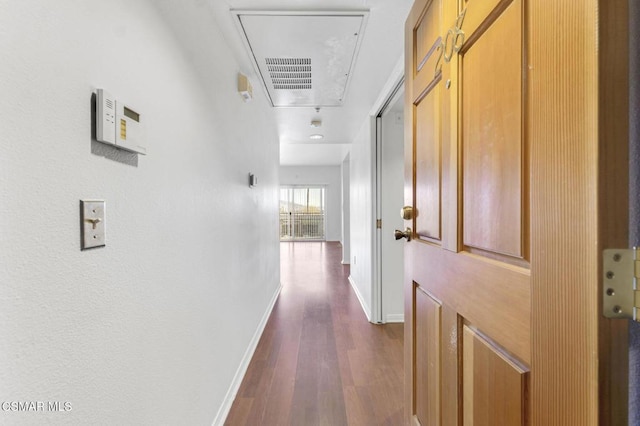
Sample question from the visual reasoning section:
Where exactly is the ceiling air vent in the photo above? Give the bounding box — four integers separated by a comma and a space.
265, 58, 312, 90
233, 12, 368, 107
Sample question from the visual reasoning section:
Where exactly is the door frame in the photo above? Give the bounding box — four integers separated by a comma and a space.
373, 78, 405, 324
370, 61, 405, 324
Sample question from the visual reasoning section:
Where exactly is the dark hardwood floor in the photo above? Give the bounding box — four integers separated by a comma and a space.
225, 242, 404, 425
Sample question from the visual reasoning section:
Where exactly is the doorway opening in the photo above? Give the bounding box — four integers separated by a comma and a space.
279, 186, 327, 241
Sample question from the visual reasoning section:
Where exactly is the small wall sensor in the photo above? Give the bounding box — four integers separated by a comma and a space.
249, 173, 257, 188
238, 73, 253, 102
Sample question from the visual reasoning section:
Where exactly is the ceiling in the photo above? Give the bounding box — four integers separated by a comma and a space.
158, 0, 413, 166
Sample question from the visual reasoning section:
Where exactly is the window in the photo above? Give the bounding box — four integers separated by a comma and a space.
280, 186, 325, 240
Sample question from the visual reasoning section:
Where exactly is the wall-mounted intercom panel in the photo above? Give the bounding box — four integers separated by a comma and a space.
96, 89, 146, 155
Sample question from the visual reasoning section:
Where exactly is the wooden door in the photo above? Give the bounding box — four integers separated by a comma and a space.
403, 0, 630, 424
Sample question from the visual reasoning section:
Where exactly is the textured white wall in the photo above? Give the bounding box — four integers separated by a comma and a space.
348, 119, 376, 319
279, 165, 342, 241
0, 1, 280, 425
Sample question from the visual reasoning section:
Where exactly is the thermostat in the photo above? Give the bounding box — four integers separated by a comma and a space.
96, 89, 146, 155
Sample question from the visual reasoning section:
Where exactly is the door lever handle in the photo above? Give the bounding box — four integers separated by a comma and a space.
394, 228, 412, 241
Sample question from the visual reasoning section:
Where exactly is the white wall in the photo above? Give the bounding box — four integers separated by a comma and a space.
348, 119, 376, 320
0, 2, 280, 425
279, 166, 342, 241
341, 155, 351, 264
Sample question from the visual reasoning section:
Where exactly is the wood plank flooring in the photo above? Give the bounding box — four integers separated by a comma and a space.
225, 242, 404, 425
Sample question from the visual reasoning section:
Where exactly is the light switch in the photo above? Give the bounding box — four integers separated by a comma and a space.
81, 200, 105, 250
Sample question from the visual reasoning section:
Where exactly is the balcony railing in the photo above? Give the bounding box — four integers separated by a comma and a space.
280, 212, 325, 240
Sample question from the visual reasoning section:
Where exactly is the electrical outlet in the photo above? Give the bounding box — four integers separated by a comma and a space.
81, 200, 105, 250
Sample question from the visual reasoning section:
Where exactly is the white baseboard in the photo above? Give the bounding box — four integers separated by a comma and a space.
212, 283, 282, 426
385, 313, 405, 323
348, 275, 371, 321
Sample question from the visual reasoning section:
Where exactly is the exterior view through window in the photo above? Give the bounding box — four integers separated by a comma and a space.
279, 187, 325, 241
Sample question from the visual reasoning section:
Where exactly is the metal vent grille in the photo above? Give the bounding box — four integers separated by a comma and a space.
265, 58, 312, 90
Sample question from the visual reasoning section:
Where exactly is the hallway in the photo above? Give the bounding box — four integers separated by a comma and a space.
225, 242, 404, 425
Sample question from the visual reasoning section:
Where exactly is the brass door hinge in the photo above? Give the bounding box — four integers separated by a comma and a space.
603, 248, 640, 320
376, 219, 382, 229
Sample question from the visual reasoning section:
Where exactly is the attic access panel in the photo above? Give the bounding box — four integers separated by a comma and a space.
233, 11, 368, 107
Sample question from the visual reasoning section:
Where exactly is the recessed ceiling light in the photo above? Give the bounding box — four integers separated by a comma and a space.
310, 134, 324, 140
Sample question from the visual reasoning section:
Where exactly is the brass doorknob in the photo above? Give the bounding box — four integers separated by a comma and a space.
401, 206, 414, 220
394, 228, 412, 241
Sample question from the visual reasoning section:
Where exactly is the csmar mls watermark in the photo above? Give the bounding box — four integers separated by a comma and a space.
1, 401, 72, 412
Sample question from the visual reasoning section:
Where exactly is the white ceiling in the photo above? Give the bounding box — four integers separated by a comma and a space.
158, 0, 413, 165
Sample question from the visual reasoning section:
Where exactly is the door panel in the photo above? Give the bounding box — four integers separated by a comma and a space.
461, 0, 523, 258
462, 326, 528, 426
462, 0, 504, 39
415, 0, 442, 75
404, 0, 629, 424
414, 287, 441, 425
413, 0, 443, 102
415, 86, 442, 240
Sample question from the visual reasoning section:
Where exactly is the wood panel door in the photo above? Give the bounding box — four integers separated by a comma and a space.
403, 0, 630, 424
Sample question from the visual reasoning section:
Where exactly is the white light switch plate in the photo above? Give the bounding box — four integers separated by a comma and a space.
81, 200, 105, 250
